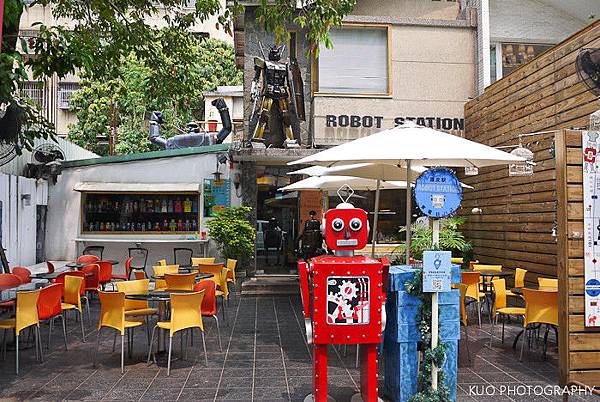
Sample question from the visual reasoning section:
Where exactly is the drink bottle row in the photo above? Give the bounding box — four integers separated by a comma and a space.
86, 219, 198, 232
86, 196, 198, 214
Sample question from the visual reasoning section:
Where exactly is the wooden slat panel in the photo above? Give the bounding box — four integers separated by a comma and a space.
570, 352, 600, 370
569, 333, 600, 351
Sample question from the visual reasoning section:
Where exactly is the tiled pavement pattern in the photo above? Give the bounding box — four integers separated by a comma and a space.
0, 293, 596, 401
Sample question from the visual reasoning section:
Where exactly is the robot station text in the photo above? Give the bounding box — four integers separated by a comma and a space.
325, 115, 465, 131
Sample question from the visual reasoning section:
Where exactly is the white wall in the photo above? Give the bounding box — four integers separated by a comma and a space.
46, 152, 239, 273
0, 173, 48, 267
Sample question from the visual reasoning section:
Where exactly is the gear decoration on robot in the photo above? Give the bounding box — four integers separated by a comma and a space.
250, 42, 305, 148
298, 186, 388, 402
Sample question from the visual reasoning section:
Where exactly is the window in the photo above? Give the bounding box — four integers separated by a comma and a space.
316, 25, 390, 95
58, 82, 80, 110
19, 81, 45, 109
490, 45, 497, 84
501, 43, 553, 77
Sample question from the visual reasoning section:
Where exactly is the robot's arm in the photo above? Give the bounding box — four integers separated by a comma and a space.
251, 57, 264, 96
149, 111, 167, 148
298, 260, 311, 319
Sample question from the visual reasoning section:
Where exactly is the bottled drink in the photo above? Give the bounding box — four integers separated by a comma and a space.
177, 219, 184, 231
169, 219, 177, 232
168, 199, 174, 213
183, 198, 192, 213
155, 199, 161, 213
184, 219, 190, 231
161, 199, 168, 213
191, 198, 198, 213
174, 198, 182, 213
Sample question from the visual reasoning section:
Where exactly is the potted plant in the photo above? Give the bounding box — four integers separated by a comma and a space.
205, 206, 256, 272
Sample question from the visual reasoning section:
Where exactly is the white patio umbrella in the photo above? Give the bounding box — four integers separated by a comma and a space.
289, 121, 525, 261
279, 175, 408, 192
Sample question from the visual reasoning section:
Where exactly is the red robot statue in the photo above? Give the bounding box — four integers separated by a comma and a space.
299, 196, 387, 402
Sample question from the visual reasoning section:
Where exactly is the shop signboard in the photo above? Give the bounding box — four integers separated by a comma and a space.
203, 178, 231, 217
414, 168, 462, 218
582, 130, 600, 327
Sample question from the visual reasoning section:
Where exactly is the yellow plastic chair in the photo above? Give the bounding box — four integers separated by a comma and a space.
61, 275, 86, 342
489, 279, 525, 347
473, 264, 502, 292
115, 279, 158, 337
520, 288, 559, 360
152, 265, 179, 290
507, 268, 528, 298
0, 289, 42, 374
226, 259, 238, 295
93, 291, 144, 373
456, 284, 471, 361
537, 277, 558, 289
165, 273, 197, 291
192, 258, 215, 266
451, 257, 463, 265
461, 271, 483, 328
157, 259, 167, 266
147, 290, 207, 375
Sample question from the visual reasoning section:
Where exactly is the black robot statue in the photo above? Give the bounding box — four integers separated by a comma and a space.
149, 98, 232, 149
251, 43, 305, 148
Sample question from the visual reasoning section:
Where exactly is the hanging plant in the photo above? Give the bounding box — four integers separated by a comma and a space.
405, 268, 452, 402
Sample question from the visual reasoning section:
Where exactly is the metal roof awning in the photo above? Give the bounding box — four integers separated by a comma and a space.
73, 182, 202, 193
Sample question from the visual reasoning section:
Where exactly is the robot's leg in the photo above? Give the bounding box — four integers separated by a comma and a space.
313, 344, 328, 402
359, 344, 379, 402
277, 98, 295, 142
252, 97, 273, 140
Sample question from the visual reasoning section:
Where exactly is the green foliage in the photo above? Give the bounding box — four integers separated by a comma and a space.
67, 38, 242, 155
391, 217, 472, 263
404, 269, 452, 402
205, 206, 256, 269
2, 0, 356, 151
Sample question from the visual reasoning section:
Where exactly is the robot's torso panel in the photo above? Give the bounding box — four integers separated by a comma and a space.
263, 60, 289, 99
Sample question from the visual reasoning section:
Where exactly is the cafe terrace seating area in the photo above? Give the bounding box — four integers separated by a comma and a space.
0, 256, 584, 401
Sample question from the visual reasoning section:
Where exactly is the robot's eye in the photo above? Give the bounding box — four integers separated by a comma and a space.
350, 218, 362, 231
331, 218, 344, 232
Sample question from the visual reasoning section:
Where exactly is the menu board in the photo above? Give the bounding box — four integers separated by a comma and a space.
583, 130, 600, 327
203, 179, 231, 217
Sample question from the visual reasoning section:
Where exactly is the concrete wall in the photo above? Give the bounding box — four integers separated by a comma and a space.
351, 0, 462, 20
45, 153, 238, 272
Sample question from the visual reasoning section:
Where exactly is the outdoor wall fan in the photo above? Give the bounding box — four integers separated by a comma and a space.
0, 102, 22, 167
576, 48, 600, 98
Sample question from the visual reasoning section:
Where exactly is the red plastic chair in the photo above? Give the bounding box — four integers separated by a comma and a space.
111, 257, 131, 282
96, 261, 113, 288
37, 283, 68, 351
77, 255, 100, 264
46, 261, 55, 274
81, 264, 100, 297
193, 280, 222, 352
0, 274, 21, 310
11, 267, 31, 284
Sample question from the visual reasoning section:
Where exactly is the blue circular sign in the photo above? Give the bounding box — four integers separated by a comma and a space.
586, 279, 600, 297
414, 168, 462, 218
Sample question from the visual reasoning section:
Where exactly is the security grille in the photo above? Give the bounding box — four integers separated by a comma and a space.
58, 82, 80, 110
19, 81, 45, 109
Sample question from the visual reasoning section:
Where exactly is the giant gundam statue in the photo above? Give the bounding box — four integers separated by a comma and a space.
149, 98, 232, 149
298, 189, 388, 402
250, 43, 305, 148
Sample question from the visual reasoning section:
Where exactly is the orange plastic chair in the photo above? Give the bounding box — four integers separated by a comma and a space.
0, 274, 22, 310
12, 267, 31, 284
507, 268, 528, 298
456, 283, 471, 361
537, 277, 558, 289
152, 265, 179, 290
94, 291, 144, 373
37, 283, 68, 351
46, 261, 55, 274
489, 279, 525, 347
461, 271, 483, 328
61, 275, 86, 342
0, 289, 42, 374
82, 264, 100, 298
198, 263, 229, 320
520, 288, 559, 360
97, 261, 113, 289
192, 258, 215, 266
134, 271, 146, 280
147, 290, 207, 375
468, 260, 480, 270
111, 257, 131, 281
77, 255, 100, 264
194, 280, 222, 351
165, 273, 197, 291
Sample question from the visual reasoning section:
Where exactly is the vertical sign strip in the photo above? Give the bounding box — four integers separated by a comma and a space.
583, 130, 600, 327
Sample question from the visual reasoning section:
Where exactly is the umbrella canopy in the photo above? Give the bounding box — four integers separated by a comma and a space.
288, 166, 328, 176
279, 176, 408, 192
322, 162, 426, 181
289, 121, 525, 168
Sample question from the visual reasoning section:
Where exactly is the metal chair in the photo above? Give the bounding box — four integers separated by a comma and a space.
173, 248, 193, 270
128, 247, 148, 280
82, 246, 104, 260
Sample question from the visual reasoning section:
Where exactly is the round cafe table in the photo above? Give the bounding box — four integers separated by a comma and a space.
150, 272, 213, 280
463, 269, 513, 322
65, 260, 119, 269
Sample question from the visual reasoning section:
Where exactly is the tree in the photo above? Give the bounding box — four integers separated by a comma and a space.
67, 38, 242, 155
0, 0, 357, 152
205, 206, 256, 269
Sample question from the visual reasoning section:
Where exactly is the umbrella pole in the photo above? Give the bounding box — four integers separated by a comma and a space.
405, 160, 412, 264
371, 179, 381, 258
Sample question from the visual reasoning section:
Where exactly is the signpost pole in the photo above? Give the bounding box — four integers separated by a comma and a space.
405, 160, 412, 263
431, 219, 440, 390
371, 179, 381, 258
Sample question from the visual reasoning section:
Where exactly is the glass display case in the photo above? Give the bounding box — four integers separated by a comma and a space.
81, 192, 200, 234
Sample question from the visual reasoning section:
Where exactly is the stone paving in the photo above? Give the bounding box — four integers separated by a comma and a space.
0, 292, 594, 401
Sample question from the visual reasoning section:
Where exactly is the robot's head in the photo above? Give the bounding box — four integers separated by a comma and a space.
323, 203, 369, 251
268, 44, 285, 61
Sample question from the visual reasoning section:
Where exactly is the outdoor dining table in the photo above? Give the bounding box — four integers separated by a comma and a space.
65, 259, 119, 269
463, 268, 513, 322
0, 282, 49, 300
31, 270, 93, 280
150, 272, 214, 280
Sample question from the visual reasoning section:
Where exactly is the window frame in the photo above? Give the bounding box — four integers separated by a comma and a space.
312, 23, 392, 98
57, 82, 81, 110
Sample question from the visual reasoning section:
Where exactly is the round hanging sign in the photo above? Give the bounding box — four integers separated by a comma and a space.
414, 168, 462, 218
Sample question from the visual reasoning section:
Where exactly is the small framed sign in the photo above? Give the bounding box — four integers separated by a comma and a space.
423, 250, 452, 293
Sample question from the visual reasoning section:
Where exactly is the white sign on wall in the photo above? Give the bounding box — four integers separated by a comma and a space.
582, 130, 600, 327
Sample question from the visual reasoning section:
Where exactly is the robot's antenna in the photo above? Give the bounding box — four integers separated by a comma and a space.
337, 184, 354, 204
